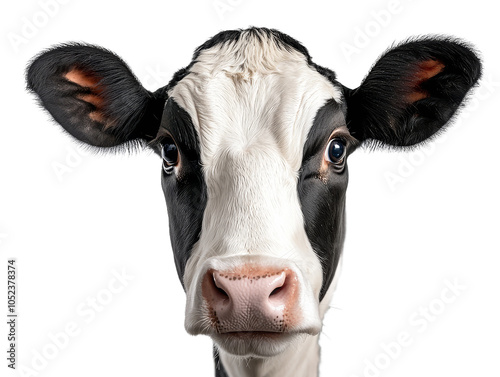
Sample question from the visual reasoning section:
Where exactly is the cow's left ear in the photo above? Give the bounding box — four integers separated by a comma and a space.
343, 37, 481, 147
27, 43, 167, 149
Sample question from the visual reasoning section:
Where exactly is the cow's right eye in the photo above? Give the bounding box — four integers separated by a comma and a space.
325, 138, 346, 164
161, 138, 179, 174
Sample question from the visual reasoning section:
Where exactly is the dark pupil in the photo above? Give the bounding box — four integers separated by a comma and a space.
162, 142, 178, 165
329, 140, 344, 160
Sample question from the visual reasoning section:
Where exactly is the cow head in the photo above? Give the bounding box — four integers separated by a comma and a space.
27, 28, 481, 359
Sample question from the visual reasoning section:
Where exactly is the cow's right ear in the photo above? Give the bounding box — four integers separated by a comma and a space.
26, 44, 166, 148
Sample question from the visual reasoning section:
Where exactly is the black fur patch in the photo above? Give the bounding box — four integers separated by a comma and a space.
298, 100, 357, 301
213, 346, 229, 377
152, 99, 206, 286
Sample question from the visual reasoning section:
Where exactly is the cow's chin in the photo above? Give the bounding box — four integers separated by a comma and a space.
211, 332, 304, 357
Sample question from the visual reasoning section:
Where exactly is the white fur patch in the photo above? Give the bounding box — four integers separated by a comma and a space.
169, 30, 342, 352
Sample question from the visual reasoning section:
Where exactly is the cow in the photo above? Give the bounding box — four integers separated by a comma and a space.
26, 27, 481, 377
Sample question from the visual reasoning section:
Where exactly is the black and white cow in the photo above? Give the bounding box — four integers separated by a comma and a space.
27, 28, 481, 377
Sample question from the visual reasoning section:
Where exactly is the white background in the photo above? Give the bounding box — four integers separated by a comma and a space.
1, 0, 499, 376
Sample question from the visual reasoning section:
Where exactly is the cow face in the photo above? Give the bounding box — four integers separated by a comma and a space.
26, 28, 481, 358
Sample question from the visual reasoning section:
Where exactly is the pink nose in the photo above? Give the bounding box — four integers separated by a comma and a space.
201, 267, 299, 333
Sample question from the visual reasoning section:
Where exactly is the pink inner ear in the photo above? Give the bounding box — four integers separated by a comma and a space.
64, 68, 107, 124
406, 59, 445, 103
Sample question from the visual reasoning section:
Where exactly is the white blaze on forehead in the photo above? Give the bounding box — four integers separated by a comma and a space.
171, 31, 342, 294
170, 32, 341, 171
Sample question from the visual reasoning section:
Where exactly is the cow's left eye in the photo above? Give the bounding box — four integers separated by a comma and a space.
161, 138, 179, 174
325, 138, 346, 165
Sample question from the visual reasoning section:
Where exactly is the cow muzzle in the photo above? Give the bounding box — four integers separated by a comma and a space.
184, 255, 322, 357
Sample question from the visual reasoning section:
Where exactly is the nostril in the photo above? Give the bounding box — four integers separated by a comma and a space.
216, 287, 229, 300
212, 273, 230, 301
215, 283, 229, 299
270, 286, 283, 296
268, 271, 288, 302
